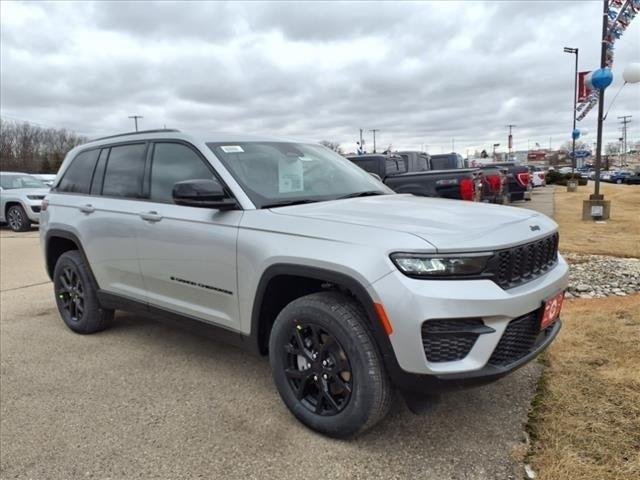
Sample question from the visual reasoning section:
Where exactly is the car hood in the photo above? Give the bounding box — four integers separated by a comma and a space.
271, 194, 557, 252
17, 188, 50, 197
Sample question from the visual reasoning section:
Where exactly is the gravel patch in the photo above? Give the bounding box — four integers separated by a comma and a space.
563, 252, 640, 299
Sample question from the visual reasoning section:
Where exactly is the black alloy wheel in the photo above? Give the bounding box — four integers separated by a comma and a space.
53, 250, 113, 333
269, 291, 392, 438
57, 266, 85, 324
284, 323, 352, 416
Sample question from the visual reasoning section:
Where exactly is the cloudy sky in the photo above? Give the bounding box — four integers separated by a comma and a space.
1, 0, 638, 154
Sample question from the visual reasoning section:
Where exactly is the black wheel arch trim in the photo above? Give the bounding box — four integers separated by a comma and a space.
249, 263, 403, 376
44, 229, 98, 287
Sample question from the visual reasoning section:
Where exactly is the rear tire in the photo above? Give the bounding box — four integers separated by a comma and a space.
53, 250, 114, 334
269, 291, 392, 438
6, 205, 30, 232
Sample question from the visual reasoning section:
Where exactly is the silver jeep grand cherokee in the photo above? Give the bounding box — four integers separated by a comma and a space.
40, 130, 568, 438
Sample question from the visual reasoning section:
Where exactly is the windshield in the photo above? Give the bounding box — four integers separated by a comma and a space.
207, 142, 391, 208
0, 174, 46, 190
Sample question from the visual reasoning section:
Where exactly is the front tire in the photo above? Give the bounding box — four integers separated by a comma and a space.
6, 205, 30, 232
53, 250, 114, 334
269, 291, 392, 438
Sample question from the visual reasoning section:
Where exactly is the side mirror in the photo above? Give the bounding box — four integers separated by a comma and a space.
172, 179, 237, 210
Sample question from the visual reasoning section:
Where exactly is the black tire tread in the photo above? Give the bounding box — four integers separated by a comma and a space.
53, 250, 114, 334
274, 290, 392, 436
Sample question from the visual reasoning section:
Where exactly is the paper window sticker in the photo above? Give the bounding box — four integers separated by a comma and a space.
278, 157, 304, 193
220, 145, 245, 153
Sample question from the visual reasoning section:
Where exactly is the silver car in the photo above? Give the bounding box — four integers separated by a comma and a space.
40, 130, 569, 437
0, 172, 50, 231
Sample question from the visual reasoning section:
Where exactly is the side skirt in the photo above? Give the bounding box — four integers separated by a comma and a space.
97, 291, 257, 354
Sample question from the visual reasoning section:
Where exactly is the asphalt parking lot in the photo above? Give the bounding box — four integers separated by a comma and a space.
0, 189, 552, 479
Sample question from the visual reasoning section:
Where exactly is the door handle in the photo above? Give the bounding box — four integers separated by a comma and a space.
79, 204, 95, 214
139, 211, 163, 222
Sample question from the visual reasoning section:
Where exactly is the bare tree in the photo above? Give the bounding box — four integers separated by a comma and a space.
605, 142, 620, 156
560, 140, 589, 152
319, 140, 343, 154
0, 119, 87, 173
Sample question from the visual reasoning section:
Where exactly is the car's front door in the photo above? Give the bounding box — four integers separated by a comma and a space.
136, 141, 242, 330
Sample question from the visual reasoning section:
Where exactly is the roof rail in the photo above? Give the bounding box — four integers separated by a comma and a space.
91, 128, 181, 142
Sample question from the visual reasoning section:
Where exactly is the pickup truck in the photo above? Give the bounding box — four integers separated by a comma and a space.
347, 153, 482, 202
486, 162, 532, 202
477, 165, 508, 204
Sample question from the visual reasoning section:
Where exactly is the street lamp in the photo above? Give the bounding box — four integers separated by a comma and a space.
563, 47, 579, 177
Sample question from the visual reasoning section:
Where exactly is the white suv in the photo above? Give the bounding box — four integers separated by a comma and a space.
0, 172, 50, 231
40, 130, 568, 437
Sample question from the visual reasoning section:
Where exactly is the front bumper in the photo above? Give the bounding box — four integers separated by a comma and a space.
24, 201, 42, 222
392, 319, 560, 394
368, 255, 569, 391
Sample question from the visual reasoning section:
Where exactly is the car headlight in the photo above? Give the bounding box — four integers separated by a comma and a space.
390, 253, 492, 277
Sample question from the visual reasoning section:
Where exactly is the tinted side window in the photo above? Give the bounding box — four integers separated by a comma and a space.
57, 149, 100, 194
386, 158, 406, 174
417, 154, 429, 171
150, 143, 213, 203
350, 159, 378, 175
90, 149, 109, 195
102, 143, 147, 198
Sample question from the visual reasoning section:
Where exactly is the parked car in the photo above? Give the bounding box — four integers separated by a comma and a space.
41, 130, 568, 438
558, 166, 573, 174
0, 172, 50, 231
606, 171, 632, 184
525, 165, 546, 187
624, 172, 640, 185
477, 165, 508, 204
33, 174, 57, 187
623, 173, 640, 185
346, 153, 482, 201
483, 162, 531, 202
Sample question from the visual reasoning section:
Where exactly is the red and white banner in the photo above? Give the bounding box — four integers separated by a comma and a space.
577, 71, 592, 102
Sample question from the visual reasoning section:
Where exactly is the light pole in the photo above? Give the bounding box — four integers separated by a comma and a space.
128, 115, 143, 132
563, 47, 579, 176
369, 129, 379, 153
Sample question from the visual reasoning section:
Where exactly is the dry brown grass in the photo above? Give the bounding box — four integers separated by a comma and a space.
554, 183, 640, 258
528, 295, 640, 480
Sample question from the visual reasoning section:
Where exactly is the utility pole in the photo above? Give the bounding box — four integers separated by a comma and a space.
506, 125, 516, 157
369, 129, 379, 153
618, 115, 632, 167
128, 115, 143, 132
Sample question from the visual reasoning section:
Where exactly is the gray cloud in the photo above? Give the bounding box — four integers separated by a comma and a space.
1, 0, 638, 154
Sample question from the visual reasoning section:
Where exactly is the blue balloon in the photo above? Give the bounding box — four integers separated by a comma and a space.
572, 128, 581, 139
591, 68, 613, 89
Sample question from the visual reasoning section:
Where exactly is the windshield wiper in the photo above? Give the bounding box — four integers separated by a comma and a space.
262, 199, 321, 209
337, 190, 386, 199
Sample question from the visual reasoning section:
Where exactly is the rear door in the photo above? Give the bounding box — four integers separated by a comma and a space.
57, 143, 149, 302
135, 141, 242, 330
